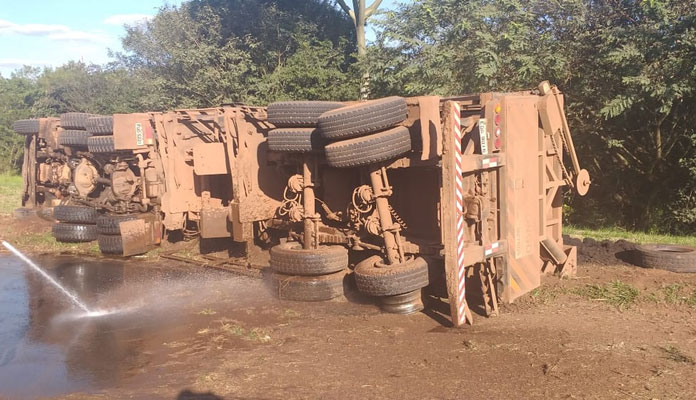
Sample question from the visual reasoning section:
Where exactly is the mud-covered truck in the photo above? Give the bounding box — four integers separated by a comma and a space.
261, 81, 589, 326
14, 112, 165, 254
13, 81, 589, 327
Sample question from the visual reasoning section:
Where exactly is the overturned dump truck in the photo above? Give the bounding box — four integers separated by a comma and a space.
14, 81, 589, 326
260, 81, 589, 325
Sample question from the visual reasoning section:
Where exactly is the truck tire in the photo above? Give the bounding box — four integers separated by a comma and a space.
270, 242, 348, 276
318, 96, 407, 141
85, 115, 113, 135
270, 270, 349, 301
97, 234, 124, 255
87, 136, 115, 153
354, 255, 429, 297
267, 128, 324, 153
12, 119, 40, 135
634, 244, 696, 273
268, 101, 344, 128
58, 130, 91, 147
52, 223, 97, 243
97, 214, 138, 235
60, 113, 95, 130
53, 205, 98, 224
324, 126, 411, 168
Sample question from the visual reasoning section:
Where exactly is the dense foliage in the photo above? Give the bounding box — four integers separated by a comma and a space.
0, 0, 693, 234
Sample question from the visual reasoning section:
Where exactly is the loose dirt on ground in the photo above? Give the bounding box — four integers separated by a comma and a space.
2, 215, 695, 400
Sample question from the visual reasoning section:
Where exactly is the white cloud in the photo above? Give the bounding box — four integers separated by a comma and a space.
0, 18, 110, 44
103, 14, 152, 26
0, 58, 50, 69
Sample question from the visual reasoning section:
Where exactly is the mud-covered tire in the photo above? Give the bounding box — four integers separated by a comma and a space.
85, 115, 113, 135
270, 242, 348, 276
37, 207, 55, 222
87, 136, 115, 153
53, 205, 98, 224
324, 126, 412, 168
52, 223, 97, 243
268, 101, 345, 128
318, 96, 407, 141
634, 244, 696, 273
13, 207, 36, 219
58, 130, 91, 147
12, 119, 40, 135
97, 234, 124, 255
96, 214, 138, 235
354, 255, 429, 297
60, 112, 95, 130
267, 128, 324, 153
270, 270, 349, 301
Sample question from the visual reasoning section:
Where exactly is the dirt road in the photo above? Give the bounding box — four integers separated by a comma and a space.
51, 262, 696, 399
1, 215, 695, 399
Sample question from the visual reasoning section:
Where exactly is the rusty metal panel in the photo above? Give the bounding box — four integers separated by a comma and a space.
38, 118, 59, 150
499, 96, 542, 302
120, 215, 161, 256
113, 113, 155, 150
193, 142, 228, 175
200, 208, 232, 238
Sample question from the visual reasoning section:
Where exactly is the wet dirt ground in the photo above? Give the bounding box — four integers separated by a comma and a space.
1, 242, 696, 399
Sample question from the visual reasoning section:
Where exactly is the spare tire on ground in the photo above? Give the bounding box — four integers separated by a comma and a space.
60, 113, 95, 130
52, 223, 97, 243
12, 119, 40, 135
85, 115, 114, 135
354, 255, 429, 297
633, 244, 696, 273
267, 101, 344, 128
54, 205, 98, 224
270, 242, 348, 276
324, 126, 412, 168
270, 270, 349, 301
318, 96, 407, 141
267, 128, 324, 153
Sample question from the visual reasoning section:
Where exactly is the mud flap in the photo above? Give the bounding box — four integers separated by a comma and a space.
120, 215, 161, 256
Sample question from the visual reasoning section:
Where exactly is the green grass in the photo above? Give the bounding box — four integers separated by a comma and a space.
571, 280, 640, 309
564, 225, 696, 247
0, 174, 23, 216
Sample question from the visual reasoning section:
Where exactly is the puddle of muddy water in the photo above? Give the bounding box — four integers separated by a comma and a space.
0, 254, 271, 399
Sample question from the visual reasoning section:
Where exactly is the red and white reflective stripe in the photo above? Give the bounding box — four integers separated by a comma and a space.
453, 102, 468, 326
484, 241, 500, 256
482, 157, 498, 168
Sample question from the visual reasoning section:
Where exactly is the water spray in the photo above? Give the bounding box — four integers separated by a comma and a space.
2, 240, 92, 313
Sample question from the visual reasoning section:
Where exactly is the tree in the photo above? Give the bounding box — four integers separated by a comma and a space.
0, 68, 41, 173
369, 0, 696, 233
118, 0, 357, 107
335, 0, 383, 98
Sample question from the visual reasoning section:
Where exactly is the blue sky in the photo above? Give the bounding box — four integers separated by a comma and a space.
0, 0, 399, 78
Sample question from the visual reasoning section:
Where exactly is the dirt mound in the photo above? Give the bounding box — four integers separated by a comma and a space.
564, 235, 637, 266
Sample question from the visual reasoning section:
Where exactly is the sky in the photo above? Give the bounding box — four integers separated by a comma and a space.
0, 0, 399, 78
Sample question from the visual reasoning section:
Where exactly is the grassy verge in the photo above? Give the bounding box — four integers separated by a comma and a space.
532, 280, 696, 309
0, 174, 22, 216
564, 225, 696, 247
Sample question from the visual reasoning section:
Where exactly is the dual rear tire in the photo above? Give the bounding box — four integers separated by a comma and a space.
52, 205, 98, 243
269, 242, 349, 301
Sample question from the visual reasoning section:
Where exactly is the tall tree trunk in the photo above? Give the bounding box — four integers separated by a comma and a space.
336, 0, 382, 99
